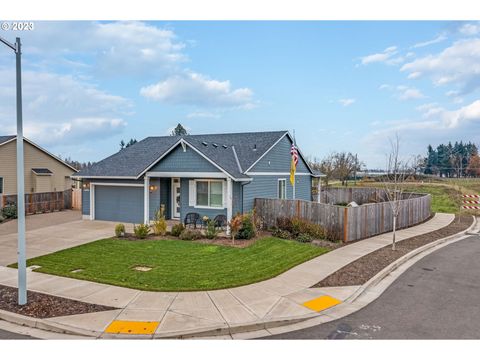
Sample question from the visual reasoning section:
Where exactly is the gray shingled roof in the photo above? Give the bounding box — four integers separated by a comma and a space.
0, 135, 15, 146
76, 130, 293, 179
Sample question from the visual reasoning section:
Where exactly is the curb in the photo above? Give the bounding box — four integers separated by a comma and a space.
0, 216, 476, 339
346, 215, 477, 304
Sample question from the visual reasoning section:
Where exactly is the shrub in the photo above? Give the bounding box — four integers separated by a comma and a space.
133, 223, 150, 239
171, 223, 185, 237
179, 229, 202, 241
277, 216, 324, 239
237, 212, 256, 240
205, 219, 220, 240
115, 223, 125, 237
0, 214, 4, 223
276, 216, 293, 232
229, 213, 243, 245
296, 233, 312, 243
2, 203, 17, 219
152, 206, 167, 236
272, 228, 292, 239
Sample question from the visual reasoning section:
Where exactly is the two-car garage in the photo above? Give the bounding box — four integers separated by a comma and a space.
92, 184, 144, 224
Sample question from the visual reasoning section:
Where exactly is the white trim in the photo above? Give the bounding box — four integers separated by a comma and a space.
194, 179, 225, 209
226, 177, 232, 236
82, 214, 90, 220
0, 137, 16, 147
144, 176, 150, 224
243, 131, 318, 176
181, 140, 234, 179
277, 178, 287, 199
90, 182, 143, 187
137, 138, 184, 178
246, 172, 312, 176
172, 178, 181, 219
147, 171, 228, 179
231, 145, 243, 173
6, 137, 78, 172
73, 175, 138, 180
244, 132, 288, 173
89, 183, 95, 220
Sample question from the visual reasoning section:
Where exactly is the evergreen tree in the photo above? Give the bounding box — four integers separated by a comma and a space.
171, 123, 188, 136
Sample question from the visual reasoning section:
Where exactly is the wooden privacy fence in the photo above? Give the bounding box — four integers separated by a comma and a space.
72, 188, 82, 210
255, 189, 431, 242
1, 189, 73, 215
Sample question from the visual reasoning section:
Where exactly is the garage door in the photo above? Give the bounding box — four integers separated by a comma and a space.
94, 185, 144, 224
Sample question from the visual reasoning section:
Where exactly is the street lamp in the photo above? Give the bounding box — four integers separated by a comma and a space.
0, 36, 26, 305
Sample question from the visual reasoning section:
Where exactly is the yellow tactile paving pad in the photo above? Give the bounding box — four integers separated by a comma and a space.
105, 320, 160, 335
303, 295, 342, 312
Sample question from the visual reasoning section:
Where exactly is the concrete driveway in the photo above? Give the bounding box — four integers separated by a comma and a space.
0, 211, 115, 266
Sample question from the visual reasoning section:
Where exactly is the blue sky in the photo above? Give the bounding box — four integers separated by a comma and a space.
1, 21, 480, 168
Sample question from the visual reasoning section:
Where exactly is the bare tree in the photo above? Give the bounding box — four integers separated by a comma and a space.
333, 152, 363, 186
382, 134, 411, 251
310, 155, 336, 188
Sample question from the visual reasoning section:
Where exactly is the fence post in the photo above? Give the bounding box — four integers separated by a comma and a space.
343, 206, 349, 242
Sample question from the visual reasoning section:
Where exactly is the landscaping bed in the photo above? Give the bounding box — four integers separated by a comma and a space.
0, 284, 116, 318
15, 237, 328, 292
313, 215, 473, 288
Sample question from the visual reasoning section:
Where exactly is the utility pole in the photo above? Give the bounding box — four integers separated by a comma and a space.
0, 36, 27, 305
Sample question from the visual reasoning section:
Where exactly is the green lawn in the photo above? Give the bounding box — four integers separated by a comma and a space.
15, 237, 328, 291
404, 184, 462, 214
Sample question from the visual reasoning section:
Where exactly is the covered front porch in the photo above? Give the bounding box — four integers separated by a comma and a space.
144, 172, 236, 231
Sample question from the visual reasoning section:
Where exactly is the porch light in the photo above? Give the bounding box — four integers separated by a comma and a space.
149, 184, 158, 192
82, 182, 90, 189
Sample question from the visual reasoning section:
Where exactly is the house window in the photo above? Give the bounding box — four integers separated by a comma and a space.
196, 180, 223, 208
278, 179, 286, 199
0, 177, 3, 194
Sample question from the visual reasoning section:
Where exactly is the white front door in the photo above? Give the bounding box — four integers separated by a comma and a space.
172, 178, 181, 219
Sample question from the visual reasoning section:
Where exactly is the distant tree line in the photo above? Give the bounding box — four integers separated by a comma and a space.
424, 141, 480, 177
61, 156, 95, 171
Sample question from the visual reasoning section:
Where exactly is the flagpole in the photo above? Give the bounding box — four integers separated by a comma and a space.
292, 129, 296, 200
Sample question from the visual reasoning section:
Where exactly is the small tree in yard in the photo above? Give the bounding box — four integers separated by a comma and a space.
382, 134, 412, 251
229, 214, 243, 245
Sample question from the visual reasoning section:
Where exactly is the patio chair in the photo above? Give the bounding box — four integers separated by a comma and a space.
184, 212, 200, 229
213, 214, 228, 230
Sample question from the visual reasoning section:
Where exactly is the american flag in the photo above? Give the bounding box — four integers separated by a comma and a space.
290, 143, 298, 166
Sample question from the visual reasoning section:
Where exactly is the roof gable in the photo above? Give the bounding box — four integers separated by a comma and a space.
76, 130, 289, 179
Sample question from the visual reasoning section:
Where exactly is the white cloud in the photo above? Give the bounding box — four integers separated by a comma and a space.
5, 21, 187, 77
401, 38, 480, 94
412, 34, 447, 48
397, 86, 425, 100
459, 23, 480, 36
360, 46, 398, 65
379, 83, 425, 101
0, 68, 131, 145
140, 71, 255, 108
338, 98, 356, 107
186, 111, 221, 119
22, 118, 127, 146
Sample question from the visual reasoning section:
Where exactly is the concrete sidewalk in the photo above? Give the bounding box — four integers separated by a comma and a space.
0, 213, 454, 338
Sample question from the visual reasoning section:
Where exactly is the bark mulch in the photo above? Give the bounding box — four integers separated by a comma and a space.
0, 285, 117, 318
313, 215, 473, 288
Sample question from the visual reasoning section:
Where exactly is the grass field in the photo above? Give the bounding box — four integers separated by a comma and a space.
15, 237, 328, 291
333, 178, 480, 214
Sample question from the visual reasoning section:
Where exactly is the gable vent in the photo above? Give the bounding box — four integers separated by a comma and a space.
202, 141, 208, 146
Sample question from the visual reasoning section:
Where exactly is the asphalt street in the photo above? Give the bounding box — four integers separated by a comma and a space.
265, 235, 480, 339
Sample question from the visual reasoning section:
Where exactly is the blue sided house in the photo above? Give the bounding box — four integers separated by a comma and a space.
75, 130, 321, 225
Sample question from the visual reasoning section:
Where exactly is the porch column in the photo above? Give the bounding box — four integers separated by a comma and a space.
144, 176, 150, 224
89, 183, 94, 220
226, 177, 233, 236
